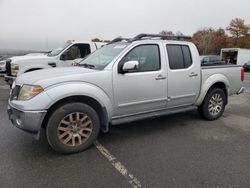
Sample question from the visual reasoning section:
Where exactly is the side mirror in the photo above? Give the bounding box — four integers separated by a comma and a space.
121, 60, 139, 73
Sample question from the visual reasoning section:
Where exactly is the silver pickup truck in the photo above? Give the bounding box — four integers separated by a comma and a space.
7, 34, 245, 154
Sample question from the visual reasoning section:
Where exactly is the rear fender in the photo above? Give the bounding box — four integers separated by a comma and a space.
195, 74, 229, 106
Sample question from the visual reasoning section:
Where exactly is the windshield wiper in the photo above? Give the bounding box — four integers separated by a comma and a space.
81, 63, 95, 69
47, 51, 52, 56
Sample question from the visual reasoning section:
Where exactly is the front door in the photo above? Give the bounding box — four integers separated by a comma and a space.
113, 44, 168, 116
166, 44, 201, 107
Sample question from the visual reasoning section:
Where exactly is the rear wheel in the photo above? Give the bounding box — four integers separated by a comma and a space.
198, 88, 226, 120
46, 102, 100, 154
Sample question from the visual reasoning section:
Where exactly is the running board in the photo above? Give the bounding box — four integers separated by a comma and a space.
111, 106, 197, 125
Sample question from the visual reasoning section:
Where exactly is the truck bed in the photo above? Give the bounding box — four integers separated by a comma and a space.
201, 65, 243, 96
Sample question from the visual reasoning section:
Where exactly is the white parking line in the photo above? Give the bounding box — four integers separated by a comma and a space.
94, 141, 143, 188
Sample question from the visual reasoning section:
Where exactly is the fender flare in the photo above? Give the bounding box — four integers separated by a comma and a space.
195, 74, 230, 106
44, 82, 113, 132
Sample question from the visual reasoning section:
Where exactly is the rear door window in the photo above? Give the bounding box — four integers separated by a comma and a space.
166, 44, 193, 69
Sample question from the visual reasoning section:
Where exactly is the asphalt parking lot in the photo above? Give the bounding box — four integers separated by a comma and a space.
0, 74, 250, 188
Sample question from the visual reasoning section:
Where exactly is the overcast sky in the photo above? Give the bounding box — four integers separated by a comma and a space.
0, 0, 250, 51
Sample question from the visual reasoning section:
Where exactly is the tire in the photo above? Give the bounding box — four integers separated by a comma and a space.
198, 88, 226, 120
46, 102, 100, 154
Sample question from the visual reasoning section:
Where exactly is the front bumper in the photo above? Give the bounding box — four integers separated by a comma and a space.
4, 75, 16, 85
0, 68, 6, 73
7, 103, 47, 139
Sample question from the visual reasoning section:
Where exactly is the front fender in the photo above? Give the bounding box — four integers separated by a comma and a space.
195, 74, 229, 106
45, 82, 113, 120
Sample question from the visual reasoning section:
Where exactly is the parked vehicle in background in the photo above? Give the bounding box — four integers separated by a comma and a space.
0, 60, 6, 73
4, 40, 106, 85
7, 34, 245, 154
0, 55, 7, 60
25, 53, 49, 56
221, 48, 250, 65
200, 55, 225, 66
0, 55, 7, 73
243, 62, 250, 72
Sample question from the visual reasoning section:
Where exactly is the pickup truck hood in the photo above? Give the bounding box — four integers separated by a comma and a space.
16, 67, 97, 87
11, 54, 48, 63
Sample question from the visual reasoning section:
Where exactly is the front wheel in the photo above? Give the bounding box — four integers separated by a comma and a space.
198, 88, 226, 120
46, 102, 100, 154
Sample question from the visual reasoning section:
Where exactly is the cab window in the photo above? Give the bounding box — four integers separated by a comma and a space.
121, 44, 160, 72
167, 44, 193, 69
60, 44, 91, 60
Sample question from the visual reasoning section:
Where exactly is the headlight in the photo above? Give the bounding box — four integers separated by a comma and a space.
18, 85, 44, 100
11, 64, 19, 76
0, 61, 5, 66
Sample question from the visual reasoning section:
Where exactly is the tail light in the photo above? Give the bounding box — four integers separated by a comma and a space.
241, 67, 245, 81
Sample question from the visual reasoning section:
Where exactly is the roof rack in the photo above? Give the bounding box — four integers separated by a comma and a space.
132, 33, 192, 41
108, 37, 131, 44
108, 33, 192, 44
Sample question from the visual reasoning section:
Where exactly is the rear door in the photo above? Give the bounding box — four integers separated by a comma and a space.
165, 43, 201, 107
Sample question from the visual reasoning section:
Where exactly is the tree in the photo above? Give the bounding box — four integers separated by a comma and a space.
159, 30, 174, 36
175, 31, 184, 36
227, 18, 250, 38
91, 38, 103, 42
192, 28, 230, 55
226, 18, 250, 48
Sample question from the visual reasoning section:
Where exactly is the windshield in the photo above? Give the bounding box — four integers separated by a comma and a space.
48, 41, 72, 56
79, 43, 129, 70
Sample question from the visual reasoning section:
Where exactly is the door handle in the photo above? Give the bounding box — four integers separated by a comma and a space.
189, 72, 198, 77
155, 74, 167, 80
48, 62, 57, 67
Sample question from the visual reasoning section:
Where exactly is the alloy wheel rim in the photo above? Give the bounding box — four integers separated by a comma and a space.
57, 112, 93, 147
208, 93, 223, 116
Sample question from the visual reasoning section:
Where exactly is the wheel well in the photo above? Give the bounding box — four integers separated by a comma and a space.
207, 82, 228, 104
25, 68, 42, 73
41, 96, 109, 132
